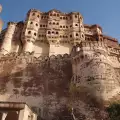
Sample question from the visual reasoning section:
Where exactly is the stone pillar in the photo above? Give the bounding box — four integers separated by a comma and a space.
18, 109, 24, 120
1, 112, 7, 120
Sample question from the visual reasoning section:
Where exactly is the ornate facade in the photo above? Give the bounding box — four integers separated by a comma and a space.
0, 9, 103, 57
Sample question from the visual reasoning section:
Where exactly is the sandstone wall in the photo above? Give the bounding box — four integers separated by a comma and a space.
0, 53, 72, 119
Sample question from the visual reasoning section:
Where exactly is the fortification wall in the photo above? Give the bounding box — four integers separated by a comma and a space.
72, 41, 120, 100
0, 53, 72, 119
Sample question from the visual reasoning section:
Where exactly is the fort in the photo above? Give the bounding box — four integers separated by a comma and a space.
0, 7, 120, 120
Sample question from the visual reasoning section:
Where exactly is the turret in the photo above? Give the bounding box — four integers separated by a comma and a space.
21, 9, 41, 53
69, 12, 85, 45
1, 22, 16, 54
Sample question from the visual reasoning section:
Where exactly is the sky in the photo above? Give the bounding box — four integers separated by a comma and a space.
0, 0, 120, 41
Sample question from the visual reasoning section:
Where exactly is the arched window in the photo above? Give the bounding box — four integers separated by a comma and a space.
76, 33, 79, 36
28, 31, 31, 34
27, 39, 30, 42
34, 33, 36, 36
52, 31, 54, 34
43, 25, 45, 27
63, 26, 65, 28
82, 34, 84, 38
60, 26, 62, 28
32, 13, 35, 16
70, 25, 72, 28
30, 22, 33, 24
56, 32, 58, 34
48, 31, 51, 34
63, 17, 65, 20
40, 24, 42, 27
53, 22, 55, 25
37, 15, 40, 18
66, 26, 68, 28
70, 34, 72, 38
75, 15, 77, 18
75, 24, 78, 26
60, 17, 62, 19
36, 23, 38, 26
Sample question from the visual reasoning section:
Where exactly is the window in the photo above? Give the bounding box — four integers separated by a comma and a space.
53, 22, 55, 25
75, 24, 78, 26
40, 25, 42, 27
66, 26, 68, 28
53, 14, 56, 16
66, 17, 68, 20
63, 17, 65, 20
48, 31, 51, 34
60, 17, 62, 19
28, 31, 31, 34
70, 25, 72, 28
76, 33, 79, 36
43, 25, 45, 27
49, 22, 51, 25
82, 34, 84, 38
63, 26, 65, 28
41, 16, 43, 19
56, 32, 58, 34
56, 23, 59, 25
70, 35, 72, 38
50, 13, 52, 16
57, 14, 59, 17
52, 31, 54, 34
27, 39, 30, 42
34, 33, 36, 36
37, 15, 40, 18
30, 22, 33, 24
75, 15, 77, 18
32, 13, 35, 16
39, 35, 41, 37
60, 26, 62, 28
36, 23, 38, 26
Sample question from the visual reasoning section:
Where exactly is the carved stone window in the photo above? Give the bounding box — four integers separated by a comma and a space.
32, 13, 35, 16
76, 33, 79, 36
27, 39, 30, 42
48, 31, 51, 34
36, 23, 38, 26
63, 17, 65, 20
34, 33, 37, 36
75, 24, 78, 26
30, 22, 33, 24
75, 15, 77, 18
28, 31, 31, 34
60, 17, 62, 19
